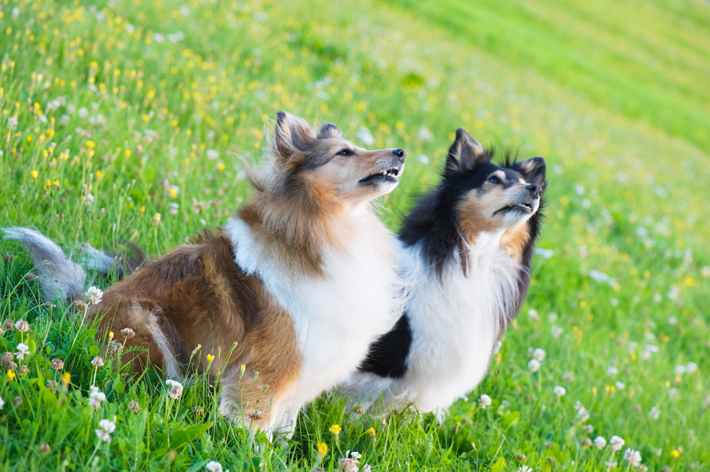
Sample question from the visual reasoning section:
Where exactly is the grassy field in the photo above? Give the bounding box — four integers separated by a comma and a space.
1, 0, 709, 470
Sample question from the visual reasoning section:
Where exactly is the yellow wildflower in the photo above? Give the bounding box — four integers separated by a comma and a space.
329, 424, 341, 437
316, 442, 328, 457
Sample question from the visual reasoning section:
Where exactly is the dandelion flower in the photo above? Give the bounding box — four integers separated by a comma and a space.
316, 442, 328, 457
15, 343, 30, 361
14, 320, 30, 332
95, 418, 116, 442
532, 348, 546, 362
553, 386, 566, 397
91, 356, 104, 367
527, 359, 540, 372
88, 386, 106, 409
205, 461, 229, 472
166, 379, 183, 399
623, 449, 642, 467
594, 436, 606, 449
329, 424, 342, 437
86, 286, 103, 305
609, 435, 625, 451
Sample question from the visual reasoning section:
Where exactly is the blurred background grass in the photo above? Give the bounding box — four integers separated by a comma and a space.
1, 0, 709, 470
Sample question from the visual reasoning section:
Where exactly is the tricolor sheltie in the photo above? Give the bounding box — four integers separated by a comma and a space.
341, 128, 545, 418
4, 111, 408, 437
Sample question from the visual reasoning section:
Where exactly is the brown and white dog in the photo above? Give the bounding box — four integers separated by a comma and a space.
4, 111, 407, 437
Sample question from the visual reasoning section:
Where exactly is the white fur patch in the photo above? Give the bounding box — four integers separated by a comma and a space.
226, 211, 405, 433
344, 230, 520, 417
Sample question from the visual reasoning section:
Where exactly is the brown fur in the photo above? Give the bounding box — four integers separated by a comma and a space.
86, 111, 406, 431
89, 230, 302, 429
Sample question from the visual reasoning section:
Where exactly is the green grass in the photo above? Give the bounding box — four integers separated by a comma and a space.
1, 0, 709, 470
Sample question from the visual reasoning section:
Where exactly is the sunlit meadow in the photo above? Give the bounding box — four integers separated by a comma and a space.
1, 0, 709, 470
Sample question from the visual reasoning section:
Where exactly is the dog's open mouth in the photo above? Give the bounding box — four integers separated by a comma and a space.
498, 201, 534, 214
358, 167, 401, 185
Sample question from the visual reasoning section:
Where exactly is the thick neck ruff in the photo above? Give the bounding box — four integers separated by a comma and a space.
226, 209, 405, 409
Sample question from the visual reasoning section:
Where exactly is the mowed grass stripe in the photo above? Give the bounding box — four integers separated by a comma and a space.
378, 0, 710, 151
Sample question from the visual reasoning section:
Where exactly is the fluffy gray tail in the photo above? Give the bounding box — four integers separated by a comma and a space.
3, 227, 88, 304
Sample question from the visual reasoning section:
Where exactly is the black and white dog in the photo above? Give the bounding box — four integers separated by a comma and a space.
341, 128, 546, 419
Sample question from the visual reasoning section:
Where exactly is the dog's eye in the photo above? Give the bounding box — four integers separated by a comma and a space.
488, 176, 501, 184
336, 149, 353, 156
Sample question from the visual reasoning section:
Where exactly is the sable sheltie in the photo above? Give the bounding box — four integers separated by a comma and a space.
341, 128, 545, 418
4, 111, 408, 437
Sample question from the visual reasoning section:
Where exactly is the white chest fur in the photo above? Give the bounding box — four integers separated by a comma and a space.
226, 214, 404, 422
346, 231, 520, 417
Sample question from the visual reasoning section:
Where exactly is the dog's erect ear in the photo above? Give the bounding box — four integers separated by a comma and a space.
275, 111, 317, 159
446, 128, 488, 173
317, 122, 342, 140
514, 157, 546, 186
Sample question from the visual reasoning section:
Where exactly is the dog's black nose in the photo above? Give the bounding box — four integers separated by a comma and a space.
526, 183, 541, 197
392, 149, 406, 163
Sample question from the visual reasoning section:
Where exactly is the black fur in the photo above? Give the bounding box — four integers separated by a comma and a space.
359, 130, 546, 378
358, 314, 413, 378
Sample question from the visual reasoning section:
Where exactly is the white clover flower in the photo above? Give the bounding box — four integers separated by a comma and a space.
648, 406, 660, 420
14, 320, 30, 332
339, 450, 360, 472
532, 348, 546, 362
518, 467, 532, 472
478, 394, 492, 409
166, 379, 183, 399
551, 326, 563, 339
417, 154, 429, 164
553, 386, 566, 397
604, 461, 617, 468
361, 465, 372, 472
88, 386, 106, 409
667, 388, 679, 399
534, 248, 554, 259
91, 356, 104, 367
121, 328, 135, 339
562, 371, 574, 382
594, 436, 606, 449
349, 451, 362, 460
528, 308, 540, 322
78, 107, 89, 118
686, 361, 698, 374
623, 448, 642, 466
355, 127, 375, 146
615, 381, 625, 390
606, 366, 619, 377
15, 343, 30, 361
86, 286, 103, 305
582, 424, 594, 434
7, 117, 18, 130
95, 419, 116, 442
527, 359, 541, 372
205, 461, 229, 472
0, 395, 4, 410
674, 365, 686, 376
609, 435, 625, 451
417, 126, 434, 142
206, 149, 219, 160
